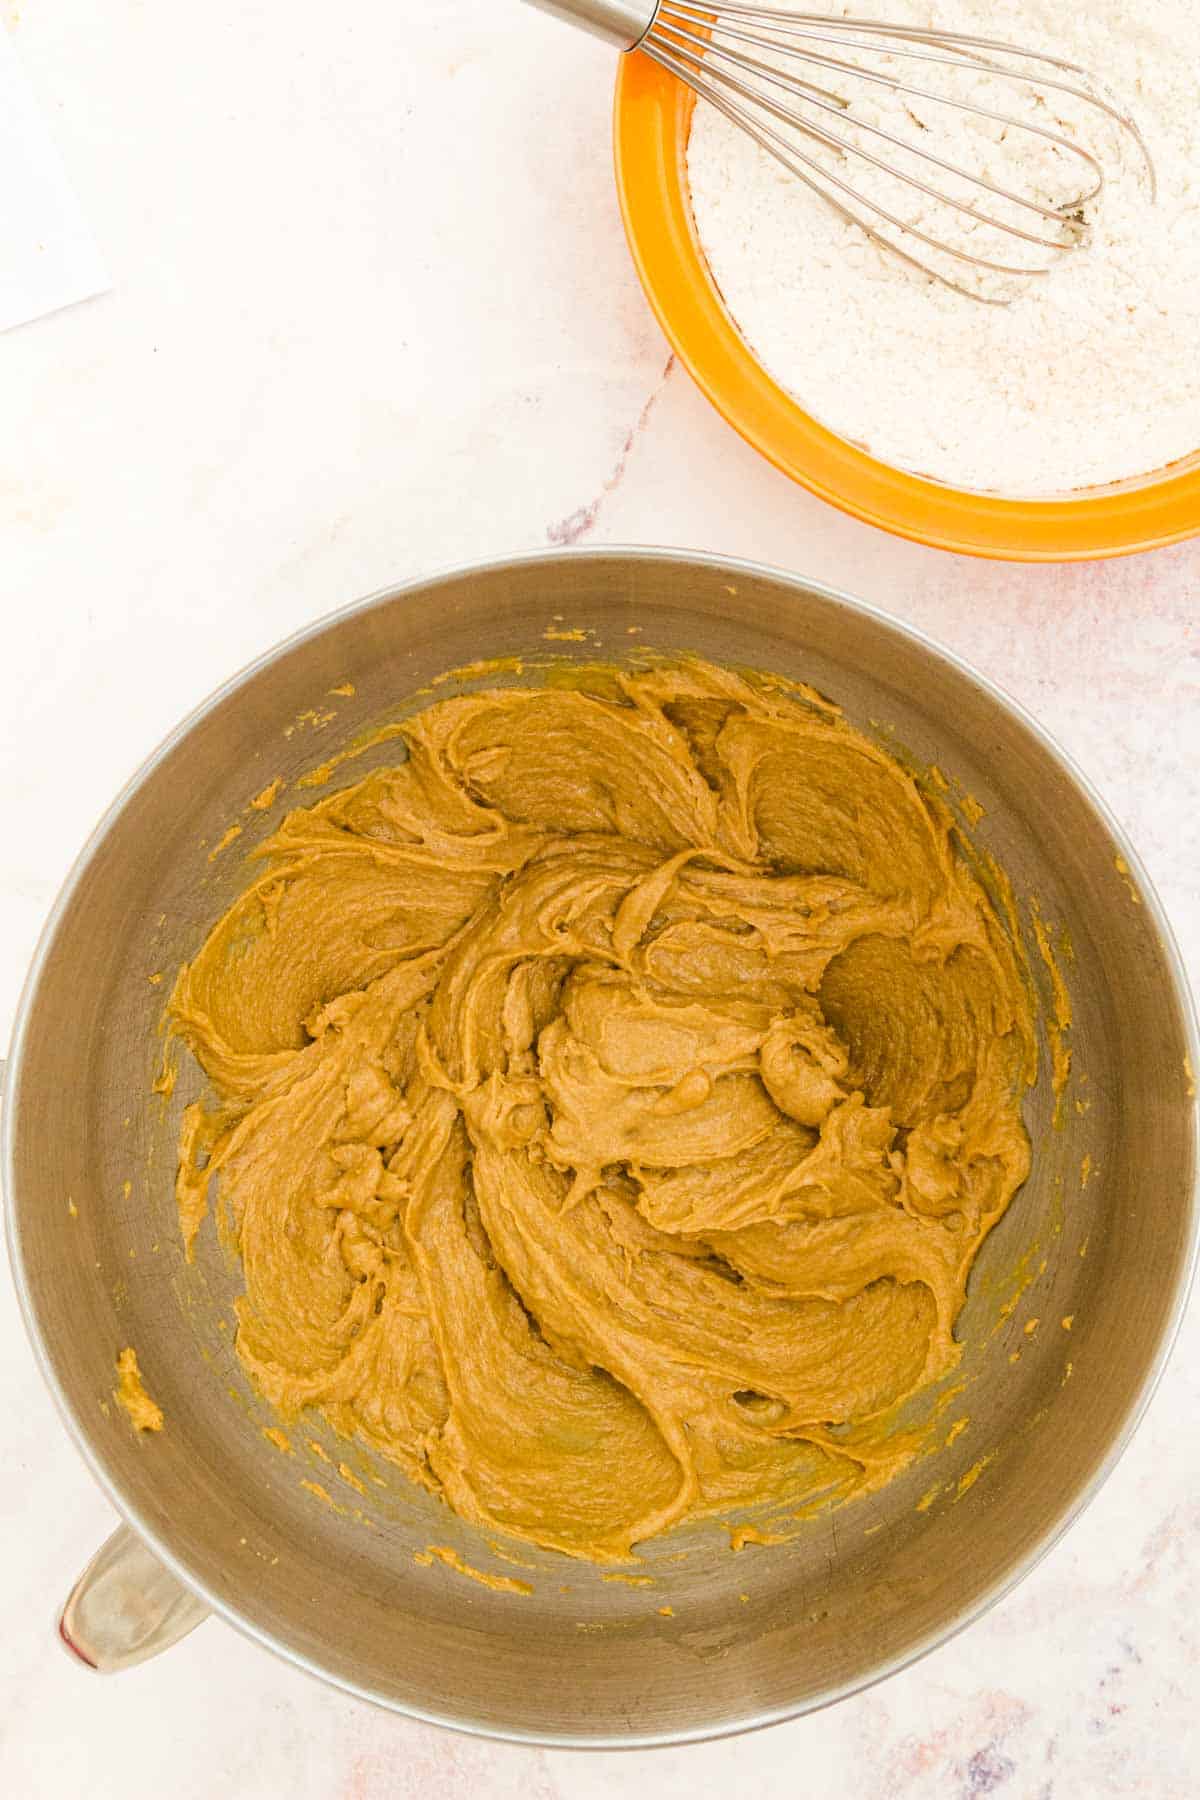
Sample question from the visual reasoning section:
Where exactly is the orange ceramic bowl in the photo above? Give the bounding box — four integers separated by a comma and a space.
613, 53, 1200, 562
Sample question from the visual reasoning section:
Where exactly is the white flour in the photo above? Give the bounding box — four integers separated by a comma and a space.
686, 2, 1200, 493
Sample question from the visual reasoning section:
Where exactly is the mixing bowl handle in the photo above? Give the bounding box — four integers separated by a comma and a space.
58, 1523, 210, 1672
0, 1055, 211, 1673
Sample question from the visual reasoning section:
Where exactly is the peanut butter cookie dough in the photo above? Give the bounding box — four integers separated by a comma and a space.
114, 1348, 164, 1433
170, 660, 1035, 1561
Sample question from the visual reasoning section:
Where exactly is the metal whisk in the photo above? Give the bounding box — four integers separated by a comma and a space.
524, 1, 1153, 301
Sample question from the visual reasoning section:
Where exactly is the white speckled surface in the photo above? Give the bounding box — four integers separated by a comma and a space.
1, 4, 1197, 1794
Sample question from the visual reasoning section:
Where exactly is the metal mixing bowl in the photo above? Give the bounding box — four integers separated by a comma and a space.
5, 549, 1197, 1746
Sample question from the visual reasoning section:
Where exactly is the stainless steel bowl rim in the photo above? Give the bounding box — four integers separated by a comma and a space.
5, 544, 1198, 1749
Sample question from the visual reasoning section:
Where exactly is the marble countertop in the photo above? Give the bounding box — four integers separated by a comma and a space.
2, 4, 1197, 1794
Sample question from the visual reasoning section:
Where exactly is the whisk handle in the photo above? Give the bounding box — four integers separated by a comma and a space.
520, 0, 660, 52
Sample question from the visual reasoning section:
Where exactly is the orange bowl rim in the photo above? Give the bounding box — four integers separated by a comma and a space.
612, 55, 1200, 564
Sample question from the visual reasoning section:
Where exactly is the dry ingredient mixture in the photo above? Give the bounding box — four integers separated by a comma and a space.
170, 662, 1035, 1562
687, 1, 1200, 493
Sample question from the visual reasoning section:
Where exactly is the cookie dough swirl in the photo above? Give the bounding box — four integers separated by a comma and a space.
171, 660, 1035, 1561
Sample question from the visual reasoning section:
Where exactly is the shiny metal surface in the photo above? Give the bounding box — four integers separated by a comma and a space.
59, 1524, 210, 1672
522, 0, 658, 51
5, 549, 1197, 1746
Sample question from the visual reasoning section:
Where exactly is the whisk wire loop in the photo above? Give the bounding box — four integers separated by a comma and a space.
654, 14, 1101, 242
648, 38, 1047, 293
643, 0, 1154, 298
